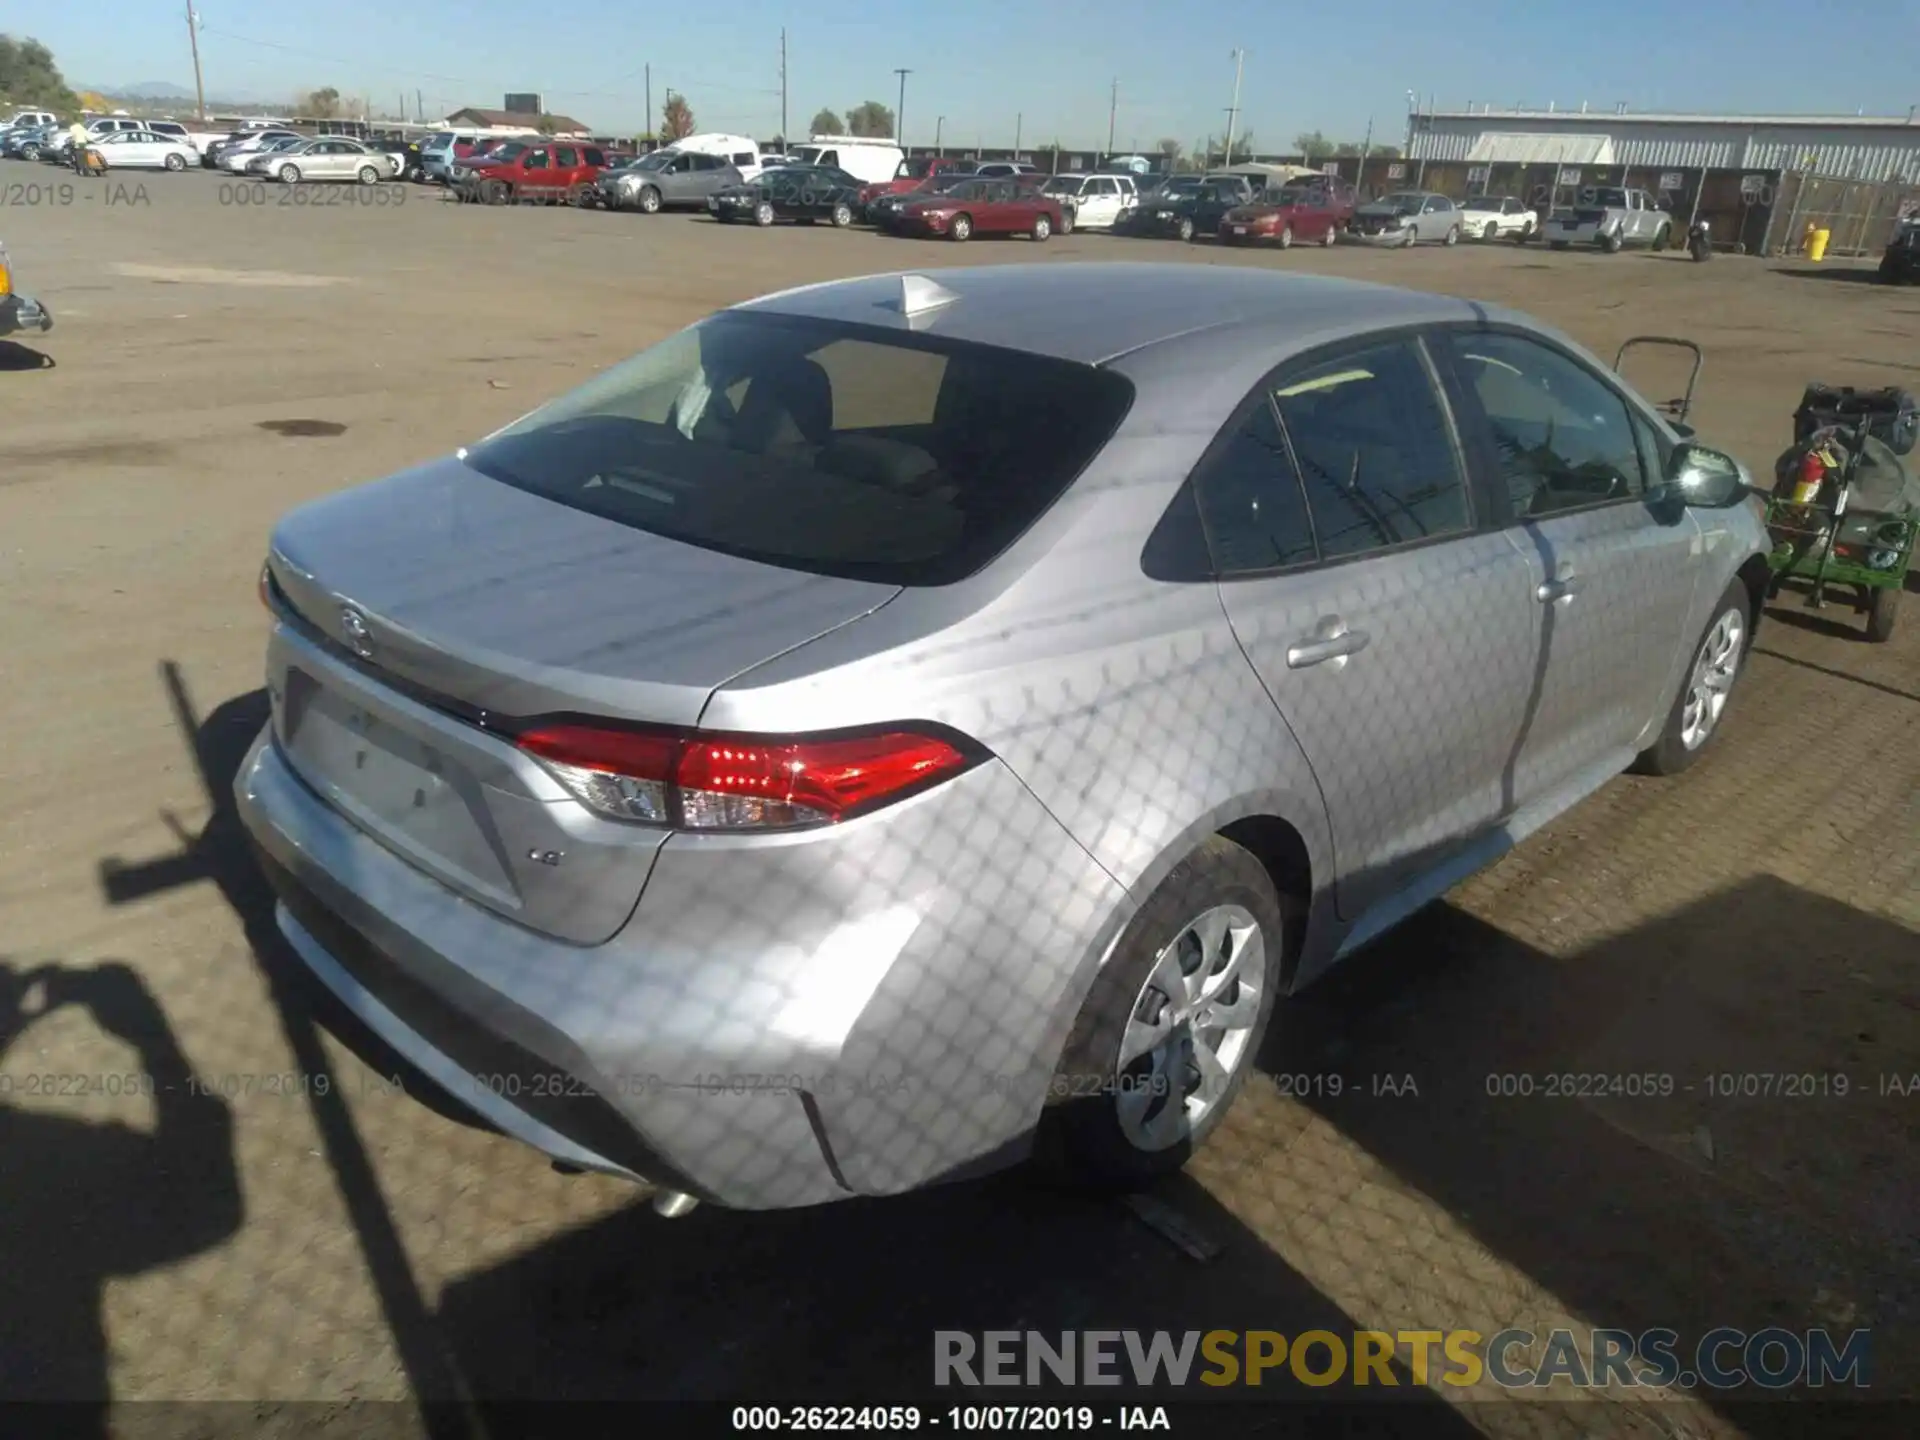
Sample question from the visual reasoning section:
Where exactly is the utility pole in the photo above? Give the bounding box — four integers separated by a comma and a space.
1223, 48, 1245, 164
779, 29, 788, 144
645, 64, 652, 143
185, 0, 207, 122
1014, 112, 1022, 158
935, 115, 944, 157
1107, 77, 1117, 160
894, 67, 911, 148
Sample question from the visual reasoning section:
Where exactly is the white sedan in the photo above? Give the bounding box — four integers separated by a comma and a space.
262, 137, 400, 185
90, 129, 199, 171
224, 136, 304, 173
1456, 193, 1538, 241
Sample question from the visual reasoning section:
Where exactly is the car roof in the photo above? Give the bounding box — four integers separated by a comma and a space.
737, 263, 1487, 367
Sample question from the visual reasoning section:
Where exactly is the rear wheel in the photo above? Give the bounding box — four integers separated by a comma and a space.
1483, 220, 1498, 240
1599, 230, 1622, 253
1654, 224, 1672, 250
484, 180, 511, 205
568, 182, 590, 206
831, 201, 853, 227
950, 212, 973, 242
1034, 836, 1290, 1190
1031, 212, 1052, 241
1866, 586, 1900, 643
1057, 208, 1073, 234
1633, 580, 1750, 775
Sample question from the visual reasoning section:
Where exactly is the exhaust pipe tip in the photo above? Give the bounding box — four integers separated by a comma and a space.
652, 1189, 700, 1219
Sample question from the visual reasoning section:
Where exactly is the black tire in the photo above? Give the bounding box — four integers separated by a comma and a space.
1443, 225, 1460, 247
1654, 224, 1671, 251
1277, 224, 1294, 250
278, 162, 300, 185
1632, 579, 1751, 776
638, 185, 661, 214
949, 212, 972, 242
484, 180, 510, 206
1033, 835, 1292, 1191
1057, 209, 1073, 235
1320, 223, 1337, 247
1599, 230, 1622, 254
1176, 216, 1194, 242
1550, 240, 1570, 251
754, 200, 774, 227
359, 165, 381, 186
164, 152, 186, 172
831, 201, 853, 227
1482, 221, 1498, 241
1866, 586, 1899, 642
1031, 212, 1052, 241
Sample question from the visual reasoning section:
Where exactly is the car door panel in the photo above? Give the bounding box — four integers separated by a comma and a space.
1198, 335, 1542, 922
1437, 326, 1700, 805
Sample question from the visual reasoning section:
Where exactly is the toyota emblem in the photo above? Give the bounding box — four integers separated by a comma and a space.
339, 605, 375, 659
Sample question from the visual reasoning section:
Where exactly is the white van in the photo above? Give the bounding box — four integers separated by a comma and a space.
789, 134, 905, 186
662, 132, 763, 180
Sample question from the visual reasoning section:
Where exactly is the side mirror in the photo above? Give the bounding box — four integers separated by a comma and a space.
1664, 442, 1748, 508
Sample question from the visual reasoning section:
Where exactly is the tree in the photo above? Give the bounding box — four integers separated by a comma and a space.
660, 91, 695, 142
535, 114, 559, 136
1294, 129, 1334, 162
305, 86, 341, 118
0, 34, 80, 113
1156, 137, 1181, 163
1225, 130, 1255, 163
808, 107, 843, 137
844, 100, 894, 138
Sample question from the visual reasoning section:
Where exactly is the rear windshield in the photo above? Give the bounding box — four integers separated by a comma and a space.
464, 311, 1135, 586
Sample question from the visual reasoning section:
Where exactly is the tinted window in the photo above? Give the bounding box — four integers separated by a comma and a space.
1272, 340, 1471, 559
1193, 394, 1317, 575
524, 149, 549, 170
464, 312, 1135, 587
585, 147, 606, 166
1449, 330, 1646, 516
731, 151, 754, 165
554, 147, 578, 166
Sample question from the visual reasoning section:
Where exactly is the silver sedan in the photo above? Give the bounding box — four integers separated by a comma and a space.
262, 137, 399, 185
238, 264, 1771, 1214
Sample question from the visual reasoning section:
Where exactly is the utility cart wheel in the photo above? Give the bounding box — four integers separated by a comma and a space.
1866, 586, 1900, 643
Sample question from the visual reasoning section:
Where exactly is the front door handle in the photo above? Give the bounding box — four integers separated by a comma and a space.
1286, 623, 1372, 669
1536, 574, 1585, 603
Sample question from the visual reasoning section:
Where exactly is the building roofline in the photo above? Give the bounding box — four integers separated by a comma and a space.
1423, 109, 1920, 129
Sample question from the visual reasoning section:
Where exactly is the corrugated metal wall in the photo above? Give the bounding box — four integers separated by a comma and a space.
1414, 116, 1920, 182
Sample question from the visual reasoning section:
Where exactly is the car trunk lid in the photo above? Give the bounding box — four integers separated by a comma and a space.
264, 456, 898, 942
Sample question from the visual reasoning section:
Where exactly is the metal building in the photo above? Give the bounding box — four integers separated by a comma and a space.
1409, 106, 1920, 185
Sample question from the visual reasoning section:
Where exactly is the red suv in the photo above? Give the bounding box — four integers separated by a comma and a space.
857, 155, 976, 210
456, 140, 610, 205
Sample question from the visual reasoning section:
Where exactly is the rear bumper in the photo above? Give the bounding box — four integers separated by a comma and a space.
0, 292, 52, 336
234, 724, 1127, 1209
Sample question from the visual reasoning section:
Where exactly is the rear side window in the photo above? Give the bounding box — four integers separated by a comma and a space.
1270, 339, 1471, 561
554, 146, 578, 166
585, 147, 606, 166
464, 312, 1135, 586
731, 151, 755, 166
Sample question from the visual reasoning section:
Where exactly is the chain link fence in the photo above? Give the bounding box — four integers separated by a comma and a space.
1765, 172, 1920, 258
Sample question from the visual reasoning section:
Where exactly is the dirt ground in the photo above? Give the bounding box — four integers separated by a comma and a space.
1, 170, 1916, 1437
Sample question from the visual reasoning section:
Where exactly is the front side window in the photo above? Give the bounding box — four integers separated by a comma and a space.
524, 149, 550, 170
1447, 330, 1646, 517
463, 312, 1135, 586
1271, 340, 1472, 560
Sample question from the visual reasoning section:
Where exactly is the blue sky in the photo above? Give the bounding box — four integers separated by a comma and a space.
29, 0, 1920, 145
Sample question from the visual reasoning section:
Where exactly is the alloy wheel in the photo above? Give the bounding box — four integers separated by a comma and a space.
1680, 609, 1744, 749
1114, 904, 1266, 1153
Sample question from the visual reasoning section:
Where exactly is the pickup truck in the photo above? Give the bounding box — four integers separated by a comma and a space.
1547, 186, 1674, 253
0, 240, 54, 340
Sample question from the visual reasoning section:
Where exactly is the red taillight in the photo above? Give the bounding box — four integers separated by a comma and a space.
514, 723, 977, 831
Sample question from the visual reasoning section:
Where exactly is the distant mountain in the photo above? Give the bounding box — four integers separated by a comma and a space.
115, 81, 197, 100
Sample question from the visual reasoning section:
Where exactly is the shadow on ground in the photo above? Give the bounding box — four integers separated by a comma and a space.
0, 339, 56, 370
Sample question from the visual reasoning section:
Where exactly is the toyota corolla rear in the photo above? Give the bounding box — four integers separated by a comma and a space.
236, 304, 1137, 1209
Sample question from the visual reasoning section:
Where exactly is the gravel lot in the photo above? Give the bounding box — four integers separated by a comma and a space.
2, 168, 1916, 1435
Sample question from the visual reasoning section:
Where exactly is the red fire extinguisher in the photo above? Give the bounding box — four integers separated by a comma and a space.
1791, 446, 1828, 506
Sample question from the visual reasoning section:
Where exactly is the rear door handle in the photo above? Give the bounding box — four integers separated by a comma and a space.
1285, 625, 1372, 669
1536, 574, 1585, 603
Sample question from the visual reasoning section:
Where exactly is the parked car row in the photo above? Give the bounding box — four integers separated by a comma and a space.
0, 115, 406, 185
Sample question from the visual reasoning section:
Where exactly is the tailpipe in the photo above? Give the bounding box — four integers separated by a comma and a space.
651, 1189, 701, 1218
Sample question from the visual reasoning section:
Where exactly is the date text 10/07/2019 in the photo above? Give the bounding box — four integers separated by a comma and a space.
730, 1406, 1171, 1431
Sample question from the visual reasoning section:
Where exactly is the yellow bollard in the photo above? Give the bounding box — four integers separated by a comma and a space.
1809, 227, 1832, 261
